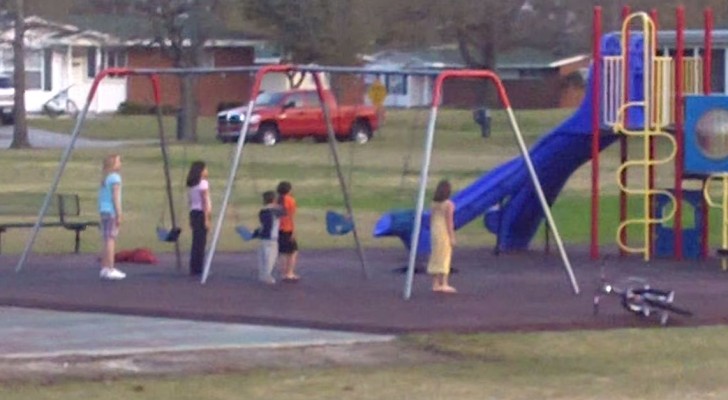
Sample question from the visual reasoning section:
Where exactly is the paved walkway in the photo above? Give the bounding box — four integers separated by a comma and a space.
0, 307, 392, 359
0, 125, 157, 149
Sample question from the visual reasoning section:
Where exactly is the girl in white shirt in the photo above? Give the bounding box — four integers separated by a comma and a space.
186, 161, 211, 276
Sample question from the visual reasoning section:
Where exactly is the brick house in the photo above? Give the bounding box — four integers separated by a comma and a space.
68, 14, 264, 116
0, 14, 264, 116
363, 46, 590, 109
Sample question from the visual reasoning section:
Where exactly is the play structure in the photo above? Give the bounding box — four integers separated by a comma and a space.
16, 6, 728, 305
374, 5, 728, 269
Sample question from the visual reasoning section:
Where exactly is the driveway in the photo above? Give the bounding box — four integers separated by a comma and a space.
0, 125, 157, 149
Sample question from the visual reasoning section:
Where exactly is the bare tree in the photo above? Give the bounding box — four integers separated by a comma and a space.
243, 0, 374, 65
10, 0, 29, 148
134, 0, 226, 142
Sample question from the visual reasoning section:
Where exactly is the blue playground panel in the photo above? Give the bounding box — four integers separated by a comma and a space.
684, 95, 728, 175
654, 190, 704, 260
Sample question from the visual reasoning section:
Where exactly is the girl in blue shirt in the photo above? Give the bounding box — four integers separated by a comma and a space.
98, 154, 125, 280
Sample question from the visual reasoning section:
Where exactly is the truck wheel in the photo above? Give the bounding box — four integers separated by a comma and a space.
350, 121, 371, 144
258, 124, 279, 146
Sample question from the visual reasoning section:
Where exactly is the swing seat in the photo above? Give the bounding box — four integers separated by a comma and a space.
156, 226, 181, 242
326, 210, 354, 236
235, 225, 256, 241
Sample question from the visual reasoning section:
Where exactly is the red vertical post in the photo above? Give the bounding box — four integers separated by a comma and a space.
648, 8, 658, 258
591, 6, 603, 260
619, 5, 631, 256
701, 8, 714, 260
674, 7, 685, 261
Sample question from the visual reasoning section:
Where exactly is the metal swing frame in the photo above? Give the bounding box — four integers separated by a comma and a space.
16, 64, 579, 302
402, 70, 578, 299
202, 65, 373, 283
17, 71, 185, 272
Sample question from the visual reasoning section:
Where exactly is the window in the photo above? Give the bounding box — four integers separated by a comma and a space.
386, 74, 408, 95
43, 49, 52, 91
0, 48, 44, 90
285, 93, 306, 108
26, 50, 42, 89
87, 48, 97, 78
303, 92, 321, 107
103, 49, 128, 68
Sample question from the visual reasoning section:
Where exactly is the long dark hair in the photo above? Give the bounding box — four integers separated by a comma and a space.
432, 179, 452, 202
186, 161, 206, 187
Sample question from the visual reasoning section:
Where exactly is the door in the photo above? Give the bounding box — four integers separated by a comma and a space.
277, 92, 322, 136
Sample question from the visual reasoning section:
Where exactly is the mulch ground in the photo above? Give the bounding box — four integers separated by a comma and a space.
1, 246, 726, 334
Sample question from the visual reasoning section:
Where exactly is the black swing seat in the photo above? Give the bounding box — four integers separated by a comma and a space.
717, 248, 728, 258
156, 226, 181, 242
326, 210, 354, 235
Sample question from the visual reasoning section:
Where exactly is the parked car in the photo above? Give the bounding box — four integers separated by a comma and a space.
216, 89, 379, 146
0, 75, 14, 125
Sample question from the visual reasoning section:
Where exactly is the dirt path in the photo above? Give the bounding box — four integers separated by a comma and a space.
0, 341, 443, 384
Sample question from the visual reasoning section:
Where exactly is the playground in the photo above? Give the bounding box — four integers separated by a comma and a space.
1, 247, 727, 334
2, 5, 728, 339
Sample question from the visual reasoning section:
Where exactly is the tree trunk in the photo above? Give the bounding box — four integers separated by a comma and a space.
178, 75, 198, 142
11, 0, 30, 149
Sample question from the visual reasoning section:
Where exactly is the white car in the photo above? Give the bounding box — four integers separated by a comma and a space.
0, 75, 14, 125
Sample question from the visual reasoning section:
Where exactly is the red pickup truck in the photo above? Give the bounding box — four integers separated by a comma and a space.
216, 89, 379, 146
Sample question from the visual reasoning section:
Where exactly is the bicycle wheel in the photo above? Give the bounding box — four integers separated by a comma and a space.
644, 298, 693, 316
66, 100, 79, 118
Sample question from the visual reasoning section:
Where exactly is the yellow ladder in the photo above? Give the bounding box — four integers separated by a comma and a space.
703, 174, 728, 271
612, 12, 677, 261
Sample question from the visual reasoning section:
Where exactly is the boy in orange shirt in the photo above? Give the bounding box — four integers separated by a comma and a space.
277, 181, 299, 281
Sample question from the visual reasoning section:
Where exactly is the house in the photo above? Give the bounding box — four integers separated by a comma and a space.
362, 45, 591, 109
0, 15, 265, 116
656, 29, 728, 95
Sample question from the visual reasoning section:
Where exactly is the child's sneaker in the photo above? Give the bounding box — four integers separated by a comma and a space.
259, 276, 276, 285
100, 267, 126, 280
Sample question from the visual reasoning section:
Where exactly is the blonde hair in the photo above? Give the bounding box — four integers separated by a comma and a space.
101, 154, 120, 185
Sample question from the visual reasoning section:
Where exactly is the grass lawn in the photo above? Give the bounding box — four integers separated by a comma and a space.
7, 108, 722, 255
2, 110, 724, 399
2, 327, 728, 399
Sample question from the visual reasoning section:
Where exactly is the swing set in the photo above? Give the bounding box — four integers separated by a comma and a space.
204, 66, 370, 284
17, 73, 186, 271
17, 63, 577, 302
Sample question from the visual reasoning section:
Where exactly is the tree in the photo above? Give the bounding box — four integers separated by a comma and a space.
72, 0, 227, 142
376, 0, 589, 70
242, 0, 375, 65
10, 0, 29, 148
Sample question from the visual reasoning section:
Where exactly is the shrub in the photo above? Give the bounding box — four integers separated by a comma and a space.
117, 102, 179, 116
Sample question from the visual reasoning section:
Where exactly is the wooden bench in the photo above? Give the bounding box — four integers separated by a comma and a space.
0, 192, 100, 254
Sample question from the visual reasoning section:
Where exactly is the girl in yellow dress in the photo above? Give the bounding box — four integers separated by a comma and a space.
427, 180, 457, 293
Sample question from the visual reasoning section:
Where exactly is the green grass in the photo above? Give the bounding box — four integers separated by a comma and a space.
9, 108, 720, 256
2, 327, 728, 399
7, 111, 728, 399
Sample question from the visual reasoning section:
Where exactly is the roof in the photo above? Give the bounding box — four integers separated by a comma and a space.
364, 45, 588, 70
66, 14, 264, 47
1, 14, 263, 48
0, 15, 114, 47
656, 29, 728, 48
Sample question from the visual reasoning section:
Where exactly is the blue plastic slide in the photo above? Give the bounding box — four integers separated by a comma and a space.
373, 63, 619, 253
373, 33, 650, 255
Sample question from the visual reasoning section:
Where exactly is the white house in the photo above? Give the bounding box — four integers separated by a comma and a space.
0, 16, 127, 114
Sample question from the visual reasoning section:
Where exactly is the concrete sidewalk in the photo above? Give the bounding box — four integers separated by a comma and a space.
0, 126, 157, 149
0, 307, 393, 360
